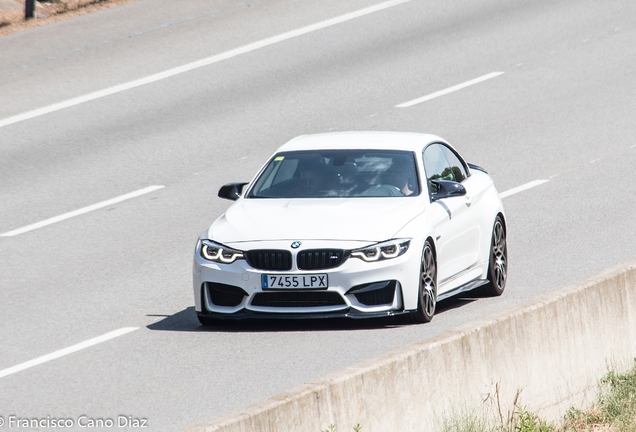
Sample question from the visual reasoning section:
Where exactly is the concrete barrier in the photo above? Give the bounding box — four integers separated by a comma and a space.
184, 259, 636, 432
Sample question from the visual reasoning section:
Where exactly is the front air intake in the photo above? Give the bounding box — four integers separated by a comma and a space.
348, 281, 396, 306
251, 292, 345, 308
205, 283, 248, 307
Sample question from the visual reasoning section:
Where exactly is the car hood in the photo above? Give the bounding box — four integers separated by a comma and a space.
207, 198, 424, 243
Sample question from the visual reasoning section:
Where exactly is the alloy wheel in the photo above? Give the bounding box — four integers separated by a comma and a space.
420, 243, 437, 320
491, 219, 507, 290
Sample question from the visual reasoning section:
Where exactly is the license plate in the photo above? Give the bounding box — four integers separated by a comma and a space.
262, 274, 328, 289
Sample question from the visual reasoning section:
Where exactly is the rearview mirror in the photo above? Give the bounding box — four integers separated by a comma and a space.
430, 180, 466, 201
218, 182, 248, 201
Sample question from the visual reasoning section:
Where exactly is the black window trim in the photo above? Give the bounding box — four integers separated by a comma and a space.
422, 142, 470, 203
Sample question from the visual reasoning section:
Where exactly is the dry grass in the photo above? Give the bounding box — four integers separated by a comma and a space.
0, 0, 136, 36
562, 366, 636, 432
440, 362, 636, 432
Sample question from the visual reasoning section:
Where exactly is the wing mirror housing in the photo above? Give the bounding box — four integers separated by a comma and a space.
430, 180, 466, 201
218, 182, 248, 201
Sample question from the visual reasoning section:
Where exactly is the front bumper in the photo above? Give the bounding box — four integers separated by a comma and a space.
193, 239, 423, 318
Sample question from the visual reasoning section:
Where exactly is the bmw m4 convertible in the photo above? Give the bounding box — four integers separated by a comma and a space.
193, 132, 507, 325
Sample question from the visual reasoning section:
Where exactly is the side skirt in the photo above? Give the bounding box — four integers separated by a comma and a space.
437, 278, 489, 302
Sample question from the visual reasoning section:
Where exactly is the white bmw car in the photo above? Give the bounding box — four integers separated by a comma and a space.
193, 132, 507, 325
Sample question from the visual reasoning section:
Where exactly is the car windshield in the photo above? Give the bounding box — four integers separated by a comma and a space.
248, 150, 420, 198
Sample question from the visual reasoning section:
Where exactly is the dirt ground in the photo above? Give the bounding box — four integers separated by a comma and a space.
0, 0, 135, 36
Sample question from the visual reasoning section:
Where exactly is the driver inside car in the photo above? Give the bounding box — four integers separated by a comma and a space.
381, 160, 416, 196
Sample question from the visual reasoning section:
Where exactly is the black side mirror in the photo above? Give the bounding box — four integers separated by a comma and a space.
218, 182, 248, 201
430, 180, 466, 201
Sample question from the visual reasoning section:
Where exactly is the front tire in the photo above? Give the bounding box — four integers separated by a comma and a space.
406, 241, 437, 323
481, 216, 507, 296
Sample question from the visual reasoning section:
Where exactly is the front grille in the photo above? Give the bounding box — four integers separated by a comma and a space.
349, 281, 396, 306
245, 250, 292, 270
206, 283, 247, 307
297, 249, 346, 270
251, 292, 346, 308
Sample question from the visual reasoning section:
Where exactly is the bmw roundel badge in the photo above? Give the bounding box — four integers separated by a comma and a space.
291, 241, 302, 249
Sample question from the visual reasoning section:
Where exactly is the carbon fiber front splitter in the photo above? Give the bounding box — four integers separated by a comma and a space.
197, 308, 410, 321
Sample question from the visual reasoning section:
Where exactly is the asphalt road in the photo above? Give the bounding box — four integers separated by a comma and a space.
1, 0, 635, 430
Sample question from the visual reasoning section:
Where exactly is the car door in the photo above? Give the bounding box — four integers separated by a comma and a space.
422, 143, 481, 292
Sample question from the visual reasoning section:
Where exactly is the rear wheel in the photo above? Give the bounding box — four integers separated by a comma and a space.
481, 216, 507, 296
407, 241, 437, 323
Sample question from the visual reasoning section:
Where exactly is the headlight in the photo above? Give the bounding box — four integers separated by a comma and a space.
351, 239, 411, 262
200, 240, 244, 263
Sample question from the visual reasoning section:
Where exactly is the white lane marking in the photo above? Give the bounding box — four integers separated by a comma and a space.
395, 72, 505, 108
0, 0, 413, 129
499, 180, 549, 199
0, 327, 138, 379
0, 185, 164, 237
591, 158, 600, 163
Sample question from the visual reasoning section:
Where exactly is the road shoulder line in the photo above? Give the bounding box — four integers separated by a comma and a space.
0, 327, 139, 379
0, 185, 165, 237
